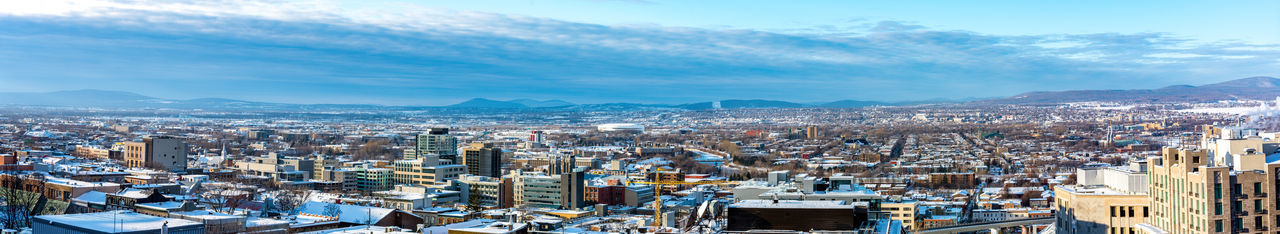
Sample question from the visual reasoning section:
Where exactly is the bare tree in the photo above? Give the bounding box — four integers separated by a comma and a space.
322, 203, 342, 217
0, 173, 45, 229
274, 188, 307, 216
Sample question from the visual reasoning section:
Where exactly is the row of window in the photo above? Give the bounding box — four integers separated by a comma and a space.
1110, 206, 1148, 218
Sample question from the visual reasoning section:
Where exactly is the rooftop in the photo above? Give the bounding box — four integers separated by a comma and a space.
729, 200, 855, 209
34, 211, 202, 233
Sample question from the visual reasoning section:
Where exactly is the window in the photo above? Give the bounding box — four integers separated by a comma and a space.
1255, 216, 1263, 229
1215, 184, 1222, 199
1255, 182, 1263, 195
1215, 203, 1222, 215
1215, 220, 1223, 232
1143, 207, 1149, 217
1257, 200, 1264, 211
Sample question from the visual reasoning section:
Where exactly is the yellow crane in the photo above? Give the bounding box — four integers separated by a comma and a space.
626, 170, 735, 229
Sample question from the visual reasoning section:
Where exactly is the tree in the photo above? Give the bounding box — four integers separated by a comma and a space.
465, 187, 485, 214
322, 203, 342, 217
0, 173, 45, 229
274, 189, 307, 216
354, 140, 392, 161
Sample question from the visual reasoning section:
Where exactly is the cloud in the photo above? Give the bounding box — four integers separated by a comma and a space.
0, 0, 1276, 105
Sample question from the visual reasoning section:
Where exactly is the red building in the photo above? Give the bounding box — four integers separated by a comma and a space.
586, 185, 626, 205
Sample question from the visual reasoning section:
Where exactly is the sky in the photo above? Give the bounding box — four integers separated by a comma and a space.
0, 0, 1277, 105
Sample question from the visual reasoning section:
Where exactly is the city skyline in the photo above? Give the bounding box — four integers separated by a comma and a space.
1, 0, 1277, 105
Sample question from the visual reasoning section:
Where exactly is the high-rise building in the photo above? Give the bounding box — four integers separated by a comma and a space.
461, 143, 502, 177
805, 125, 820, 139
417, 128, 458, 162
559, 169, 586, 210
529, 130, 544, 143
123, 136, 187, 172
1143, 126, 1280, 234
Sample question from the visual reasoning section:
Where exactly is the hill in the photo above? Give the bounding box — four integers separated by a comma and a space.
980, 76, 1280, 104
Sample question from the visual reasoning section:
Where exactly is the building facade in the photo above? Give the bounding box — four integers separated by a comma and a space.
123, 136, 187, 172
461, 143, 502, 177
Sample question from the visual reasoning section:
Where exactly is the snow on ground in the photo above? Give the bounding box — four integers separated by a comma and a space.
1175, 107, 1256, 115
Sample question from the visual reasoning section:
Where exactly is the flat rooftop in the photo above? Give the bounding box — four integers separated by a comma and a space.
729, 200, 855, 209
35, 210, 202, 233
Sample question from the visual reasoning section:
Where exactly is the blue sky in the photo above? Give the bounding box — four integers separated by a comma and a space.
0, 0, 1277, 105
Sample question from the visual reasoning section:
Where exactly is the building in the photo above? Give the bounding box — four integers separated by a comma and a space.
452, 174, 514, 208
105, 188, 170, 211
417, 128, 458, 161
319, 168, 359, 192
237, 155, 314, 182
247, 129, 274, 140
1144, 127, 1280, 234
596, 123, 644, 132
1054, 160, 1150, 234
461, 143, 502, 177
623, 185, 654, 207
43, 177, 122, 202
393, 155, 465, 187
352, 166, 394, 192
586, 185, 625, 206
314, 155, 342, 179
805, 125, 820, 139
727, 200, 865, 232
123, 136, 187, 172
34, 210, 205, 234
513, 169, 585, 210
927, 172, 976, 188
882, 201, 919, 230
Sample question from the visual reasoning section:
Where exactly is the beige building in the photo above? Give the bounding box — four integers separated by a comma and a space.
882, 201, 919, 230
393, 155, 465, 187
1056, 159, 1151, 234
461, 143, 502, 177
1055, 186, 1149, 234
1145, 127, 1280, 234
123, 136, 187, 172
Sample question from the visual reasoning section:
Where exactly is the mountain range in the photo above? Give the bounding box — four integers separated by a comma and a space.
0, 76, 1275, 111
979, 76, 1280, 104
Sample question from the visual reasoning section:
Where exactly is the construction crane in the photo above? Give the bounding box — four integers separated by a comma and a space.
626, 169, 735, 229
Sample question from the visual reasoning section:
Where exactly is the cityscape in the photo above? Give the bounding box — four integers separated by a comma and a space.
1, 1, 1279, 234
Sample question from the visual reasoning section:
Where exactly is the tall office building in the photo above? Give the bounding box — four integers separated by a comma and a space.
417, 128, 458, 162
461, 143, 502, 177
123, 136, 187, 172
529, 130, 544, 143
559, 169, 586, 210
805, 125, 820, 139
1144, 126, 1280, 234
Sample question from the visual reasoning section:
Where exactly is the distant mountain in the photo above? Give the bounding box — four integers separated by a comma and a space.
0, 89, 160, 107
819, 100, 891, 108
508, 99, 574, 108
981, 76, 1280, 104
675, 99, 807, 109
18, 76, 1276, 111
447, 98, 528, 108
